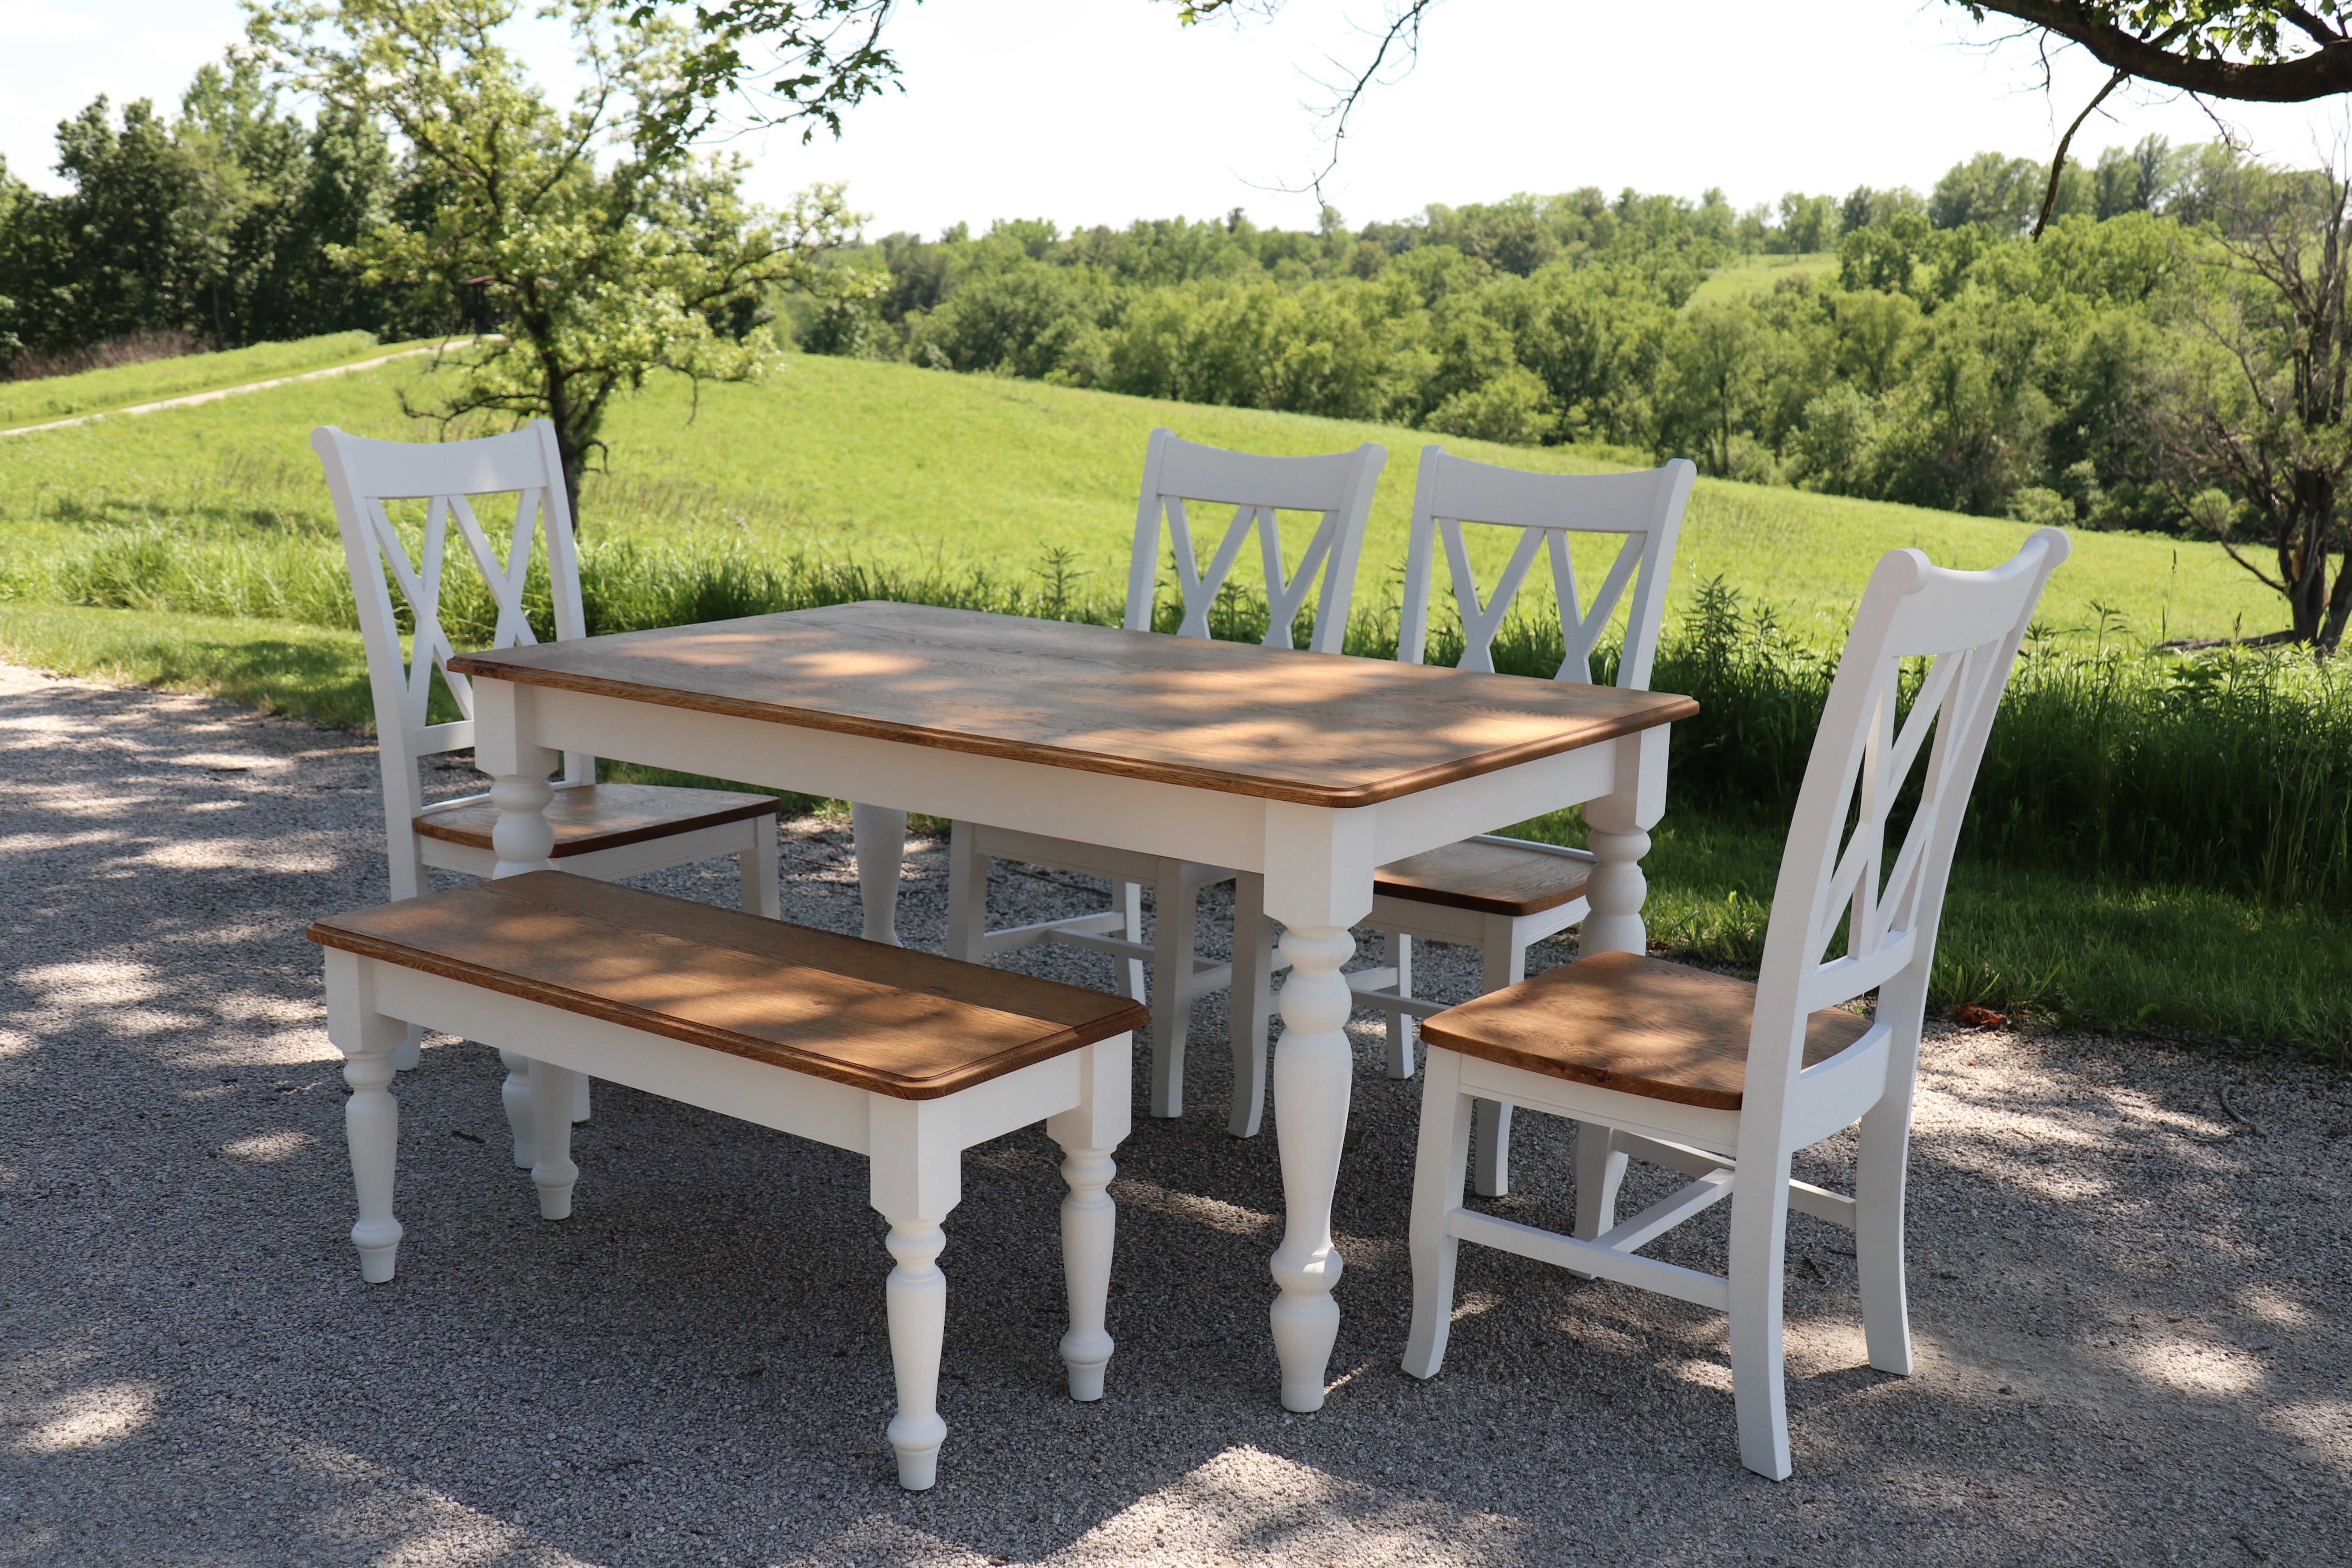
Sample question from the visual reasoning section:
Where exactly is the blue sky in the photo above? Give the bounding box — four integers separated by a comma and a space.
4, 0, 2346, 239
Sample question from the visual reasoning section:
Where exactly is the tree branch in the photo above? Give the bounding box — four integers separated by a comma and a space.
2035, 66, 2128, 238
1967, 3, 2352, 102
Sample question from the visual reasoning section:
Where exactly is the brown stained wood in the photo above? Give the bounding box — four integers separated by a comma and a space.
446, 602, 1696, 808
413, 783, 778, 858
307, 871, 1147, 1100
1420, 950, 1873, 1112
1375, 838, 1594, 918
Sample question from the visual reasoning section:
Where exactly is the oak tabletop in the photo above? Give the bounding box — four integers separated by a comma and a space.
447, 602, 1696, 809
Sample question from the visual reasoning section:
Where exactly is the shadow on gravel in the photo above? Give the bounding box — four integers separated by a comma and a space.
3, 668, 2347, 1566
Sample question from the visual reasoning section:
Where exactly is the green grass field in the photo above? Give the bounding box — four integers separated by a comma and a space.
0, 344, 2289, 649
0, 337, 2340, 1056
1686, 252, 1840, 305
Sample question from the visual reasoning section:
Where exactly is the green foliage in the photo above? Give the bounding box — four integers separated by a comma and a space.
252, 0, 861, 521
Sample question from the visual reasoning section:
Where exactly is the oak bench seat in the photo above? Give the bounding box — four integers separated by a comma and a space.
309, 870, 1145, 1490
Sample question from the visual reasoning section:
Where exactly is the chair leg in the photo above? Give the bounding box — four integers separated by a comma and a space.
1052, 1139, 1118, 1401
881, 1218, 950, 1491
1146, 864, 1197, 1120
391, 1025, 424, 1073
1471, 1100, 1514, 1199
528, 1060, 581, 1221
570, 1071, 591, 1125
499, 1049, 535, 1169
1225, 874, 1275, 1138
1470, 924, 1529, 1198
852, 804, 905, 945
1381, 932, 1416, 1080
1727, 1150, 1796, 1481
1402, 1048, 1475, 1380
1571, 1122, 1629, 1241
742, 811, 782, 920
335, 1004, 405, 1284
1116, 880, 1148, 1002
944, 821, 987, 963
1855, 1097, 1915, 1376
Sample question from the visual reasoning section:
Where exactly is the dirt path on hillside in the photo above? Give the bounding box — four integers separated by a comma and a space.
2, 659, 2346, 1567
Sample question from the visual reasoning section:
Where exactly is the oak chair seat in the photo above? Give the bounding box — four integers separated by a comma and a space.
1374, 836, 1596, 918
310, 870, 1144, 1490
412, 783, 780, 861
1420, 950, 1872, 1112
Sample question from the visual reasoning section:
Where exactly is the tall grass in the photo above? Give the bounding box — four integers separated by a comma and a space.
14, 520, 2352, 911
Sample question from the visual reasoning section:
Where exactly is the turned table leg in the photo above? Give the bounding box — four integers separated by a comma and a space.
1268, 922, 1355, 1412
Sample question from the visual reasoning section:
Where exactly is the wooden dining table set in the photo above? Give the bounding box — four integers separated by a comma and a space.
300, 418, 2068, 1488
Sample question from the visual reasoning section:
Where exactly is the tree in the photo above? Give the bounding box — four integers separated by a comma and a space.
2160, 161, 2352, 649
251, 0, 860, 523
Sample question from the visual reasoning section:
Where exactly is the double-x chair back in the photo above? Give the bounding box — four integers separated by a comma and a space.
1754, 532, 2068, 1114
312, 422, 591, 892
1122, 427, 1385, 652
1399, 448, 1691, 684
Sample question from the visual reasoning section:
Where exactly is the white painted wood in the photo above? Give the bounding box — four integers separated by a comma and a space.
952, 432, 1387, 1131
1399, 529, 2072, 1479
323, 949, 405, 1284
852, 804, 906, 945
322, 929, 1134, 1492
527, 1060, 580, 1220
309, 421, 781, 1120
1267, 922, 1360, 1411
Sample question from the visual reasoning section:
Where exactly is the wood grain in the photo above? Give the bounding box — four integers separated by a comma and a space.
446, 602, 1695, 808
1374, 838, 1593, 917
308, 871, 1147, 1099
1420, 950, 1873, 1111
412, 782, 778, 858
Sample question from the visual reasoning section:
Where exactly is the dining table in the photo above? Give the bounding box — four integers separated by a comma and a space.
446, 599, 1696, 1412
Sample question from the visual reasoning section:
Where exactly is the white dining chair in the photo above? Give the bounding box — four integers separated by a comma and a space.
944, 427, 1386, 1136
1401, 528, 2071, 1479
1339, 449, 1694, 1201
312, 421, 782, 1127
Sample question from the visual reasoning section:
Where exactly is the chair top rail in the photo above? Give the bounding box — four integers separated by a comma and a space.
319, 422, 559, 503
1152, 431, 1383, 513
1422, 450, 1692, 536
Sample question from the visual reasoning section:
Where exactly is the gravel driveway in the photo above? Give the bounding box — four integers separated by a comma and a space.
2, 659, 2347, 1567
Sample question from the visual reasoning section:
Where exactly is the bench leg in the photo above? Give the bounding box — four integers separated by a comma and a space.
500, 1049, 535, 1169
528, 1060, 580, 1221
881, 1219, 949, 1490
340, 1012, 405, 1284
1052, 1141, 1117, 1401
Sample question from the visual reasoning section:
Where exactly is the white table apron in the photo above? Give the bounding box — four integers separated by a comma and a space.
467, 672, 1668, 1411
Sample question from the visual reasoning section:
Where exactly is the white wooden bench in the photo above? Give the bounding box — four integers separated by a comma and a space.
308, 870, 1145, 1490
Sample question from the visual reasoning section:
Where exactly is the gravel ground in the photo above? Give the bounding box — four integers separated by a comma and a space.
2, 659, 2348, 1568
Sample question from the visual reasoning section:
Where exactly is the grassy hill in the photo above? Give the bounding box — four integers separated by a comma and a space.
0, 332, 449, 434
0, 346, 2289, 650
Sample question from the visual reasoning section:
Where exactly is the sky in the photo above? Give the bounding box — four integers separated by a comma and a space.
5, 0, 2349, 239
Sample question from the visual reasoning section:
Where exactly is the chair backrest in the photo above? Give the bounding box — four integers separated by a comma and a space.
1398, 448, 1695, 687
310, 421, 591, 831
1742, 528, 2071, 1124
1120, 428, 1386, 654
